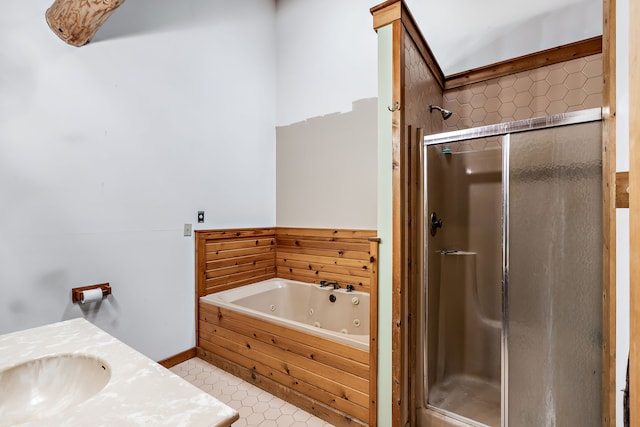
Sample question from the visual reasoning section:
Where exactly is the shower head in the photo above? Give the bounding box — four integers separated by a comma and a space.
429, 104, 453, 120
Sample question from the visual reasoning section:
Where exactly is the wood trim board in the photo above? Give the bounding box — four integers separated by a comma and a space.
602, 0, 616, 425
617, 172, 629, 209
629, 0, 639, 425
445, 36, 603, 89
157, 348, 197, 369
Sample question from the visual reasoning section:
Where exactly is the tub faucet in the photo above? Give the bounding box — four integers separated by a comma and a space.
320, 280, 338, 288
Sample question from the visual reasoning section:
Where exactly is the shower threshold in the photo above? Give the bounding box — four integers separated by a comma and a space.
428, 374, 500, 427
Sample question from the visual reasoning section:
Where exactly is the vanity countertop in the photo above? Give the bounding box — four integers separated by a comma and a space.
0, 318, 238, 427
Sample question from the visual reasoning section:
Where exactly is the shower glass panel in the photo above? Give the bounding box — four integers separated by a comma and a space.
507, 121, 602, 425
421, 110, 602, 427
425, 138, 503, 427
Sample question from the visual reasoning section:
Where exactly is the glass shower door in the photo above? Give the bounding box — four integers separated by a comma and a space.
422, 110, 603, 427
507, 121, 603, 425
425, 137, 503, 427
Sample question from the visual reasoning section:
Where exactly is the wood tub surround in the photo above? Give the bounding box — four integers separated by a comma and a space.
276, 228, 377, 293
196, 227, 276, 298
195, 227, 378, 427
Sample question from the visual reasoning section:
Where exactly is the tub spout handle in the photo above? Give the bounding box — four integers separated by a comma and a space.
320, 280, 338, 288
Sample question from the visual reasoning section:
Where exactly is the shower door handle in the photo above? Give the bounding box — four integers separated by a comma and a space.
430, 212, 443, 236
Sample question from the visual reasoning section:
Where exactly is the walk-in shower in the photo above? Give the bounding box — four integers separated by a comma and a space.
419, 109, 603, 427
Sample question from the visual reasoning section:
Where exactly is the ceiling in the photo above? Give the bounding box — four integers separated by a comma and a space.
402, 0, 602, 75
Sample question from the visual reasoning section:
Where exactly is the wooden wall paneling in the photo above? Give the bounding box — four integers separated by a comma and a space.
200, 304, 369, 364
197, 348, 367, 427
630, 0, 639, 424
199, 329, 370, 410
199, 304, 370, 425
200, 311, 369, 378
276, 228, 377, 239
275, 227, 376, 292
199, 229, 276, 295
602, 0, 616, 425
195, 228, 276, 347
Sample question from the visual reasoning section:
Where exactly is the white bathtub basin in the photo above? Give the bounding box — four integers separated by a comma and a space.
0, 354, 111, 427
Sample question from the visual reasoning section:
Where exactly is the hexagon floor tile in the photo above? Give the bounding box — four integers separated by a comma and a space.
170, 358, 335, 427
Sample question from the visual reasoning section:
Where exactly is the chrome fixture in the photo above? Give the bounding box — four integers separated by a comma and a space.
429, 104, 453, 120
320, 280, 338, 289
430, 212, 443, 236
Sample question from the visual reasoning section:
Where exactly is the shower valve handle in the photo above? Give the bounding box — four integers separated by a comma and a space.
430, 212, 443, 236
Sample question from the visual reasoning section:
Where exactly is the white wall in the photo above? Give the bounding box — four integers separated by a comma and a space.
275, 0, 602, 124
0, 0, 276, 360
276, 99, 377, 229
275, 0, 379, 228
407, 0, 601, 75
275, 0, 378, 126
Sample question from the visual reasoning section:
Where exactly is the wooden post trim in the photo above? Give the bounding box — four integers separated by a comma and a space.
629, 0, 640, 424
371, 0, 445, 88
445, 36, 603, 89
390, 19, 403, 427
617, 172, 630, 209
369, 239, 380, 427
371, 1, 402, 30
602, 0, 616, 425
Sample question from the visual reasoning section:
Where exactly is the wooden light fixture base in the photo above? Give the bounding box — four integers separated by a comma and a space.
46, 0, 126, 47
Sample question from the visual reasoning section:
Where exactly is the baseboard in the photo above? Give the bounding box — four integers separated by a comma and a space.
157, 347, 197, 369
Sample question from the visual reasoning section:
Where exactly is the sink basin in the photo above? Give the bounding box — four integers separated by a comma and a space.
0, 354, 111, 426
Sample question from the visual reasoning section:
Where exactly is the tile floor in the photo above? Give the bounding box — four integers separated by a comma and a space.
170, 358, 335, 427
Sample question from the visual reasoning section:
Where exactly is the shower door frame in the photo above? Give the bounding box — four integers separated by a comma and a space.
422, 107, 603, 427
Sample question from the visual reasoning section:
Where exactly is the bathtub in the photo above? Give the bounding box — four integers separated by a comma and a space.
200, 278, 370, 351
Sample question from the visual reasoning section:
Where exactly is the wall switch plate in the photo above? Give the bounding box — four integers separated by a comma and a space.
197, 211, 205, 223
183, 224, 192, 237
